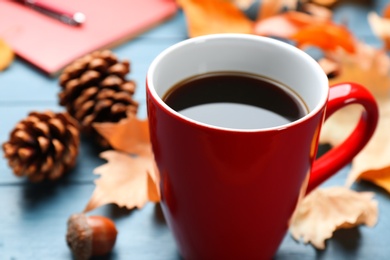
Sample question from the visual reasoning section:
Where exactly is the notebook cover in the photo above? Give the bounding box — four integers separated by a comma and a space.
0, 0, 177, 76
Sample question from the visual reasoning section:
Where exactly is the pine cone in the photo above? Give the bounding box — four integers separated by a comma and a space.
58, 50, 138, 146
2, 111, 80, 182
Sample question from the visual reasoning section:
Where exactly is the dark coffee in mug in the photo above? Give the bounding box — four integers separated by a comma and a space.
163, 71, 308, 129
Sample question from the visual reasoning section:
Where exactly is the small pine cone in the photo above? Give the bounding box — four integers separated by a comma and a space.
58, 50, 138, 146
2, 111, 80, 182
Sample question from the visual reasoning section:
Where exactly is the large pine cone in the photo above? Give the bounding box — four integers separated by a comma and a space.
2, 111, 80, 182
58, 50, 138, 146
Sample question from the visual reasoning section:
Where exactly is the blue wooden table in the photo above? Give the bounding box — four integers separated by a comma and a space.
1, 2, 390, 259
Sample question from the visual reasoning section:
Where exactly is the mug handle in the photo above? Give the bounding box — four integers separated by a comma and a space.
306, 82, 379, 194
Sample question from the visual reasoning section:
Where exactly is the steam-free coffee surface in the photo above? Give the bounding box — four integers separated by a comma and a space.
163, 72, 307, 129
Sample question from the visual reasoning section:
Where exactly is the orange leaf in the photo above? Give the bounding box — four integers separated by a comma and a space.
319, 42, 390, 188
290, 187, 378, 249
257, 0, 300, 21
310, 0, 338, 7
254, 11, 330, 39
291, 22, 357, 53
84, 151, 160, 212
384, 3, 390, 18
359, 167, 390, 193
257, 0, 284, 20
93, 114, 151, 156
229, 0, 255, 10
177, 0, 253, 37
0, 38, 14, 71
303, 3, 333, 21
254, 12, 304, 37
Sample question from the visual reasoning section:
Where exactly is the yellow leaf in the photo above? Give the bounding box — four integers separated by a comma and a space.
289, 187, 378, 249
84, 150, 160, 212
177, 0, 253, 37
93, 114, 152, 156
319, 42, 390, 187
0, 38, 14, 71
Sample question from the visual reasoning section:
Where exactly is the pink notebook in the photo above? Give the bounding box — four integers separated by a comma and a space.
0, 0, 177, 76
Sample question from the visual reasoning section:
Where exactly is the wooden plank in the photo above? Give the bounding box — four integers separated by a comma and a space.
0, 184, 178, 259
0, 168, 389, 259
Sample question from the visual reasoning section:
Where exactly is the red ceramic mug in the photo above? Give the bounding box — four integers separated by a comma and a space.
146, 34, 378, 259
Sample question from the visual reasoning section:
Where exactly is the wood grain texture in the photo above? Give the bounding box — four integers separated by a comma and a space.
1, 3, 389, 259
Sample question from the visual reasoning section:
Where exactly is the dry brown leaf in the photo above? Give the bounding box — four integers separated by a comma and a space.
289, 187, 378, 249
93, 114, 152, 156
87, 115, 162, 211
177, 0, 253, 37
84, 150, 160, 212
0, 38, 14, 71
319, 42, 390, 187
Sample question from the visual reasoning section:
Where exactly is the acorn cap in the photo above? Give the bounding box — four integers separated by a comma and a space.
66, 214, 93, 260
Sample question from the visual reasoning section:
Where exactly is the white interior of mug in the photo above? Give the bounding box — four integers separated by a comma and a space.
147, 34, 329, 130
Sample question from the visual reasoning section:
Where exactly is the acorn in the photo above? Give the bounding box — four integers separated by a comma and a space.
66, 213, 118, 259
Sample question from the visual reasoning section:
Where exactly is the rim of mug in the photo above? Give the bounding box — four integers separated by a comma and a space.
147, 33, 329, 132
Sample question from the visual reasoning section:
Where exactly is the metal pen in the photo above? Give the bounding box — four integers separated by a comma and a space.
15, 0, 86, 26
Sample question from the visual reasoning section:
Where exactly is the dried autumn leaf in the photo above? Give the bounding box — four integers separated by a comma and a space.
291, 22, 357, 53
384, 3, 390, 18
319, 43, 390, 187
303, 2, 333, 21
84, 150, 160, 212
177, 0, 253, 37
352, 98, 390, 189
0, 38, 14, 71
93, 114, 151, 156
254, 11, 330, 39
229, 0, 255, 10
289, 187, 378, 249
254, 13, 303, 37
257, 0, 284, 20
310, 0, 338, 7
88, 115, 162, 211
257, 0, 300, 21
359, 168, 390, 193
